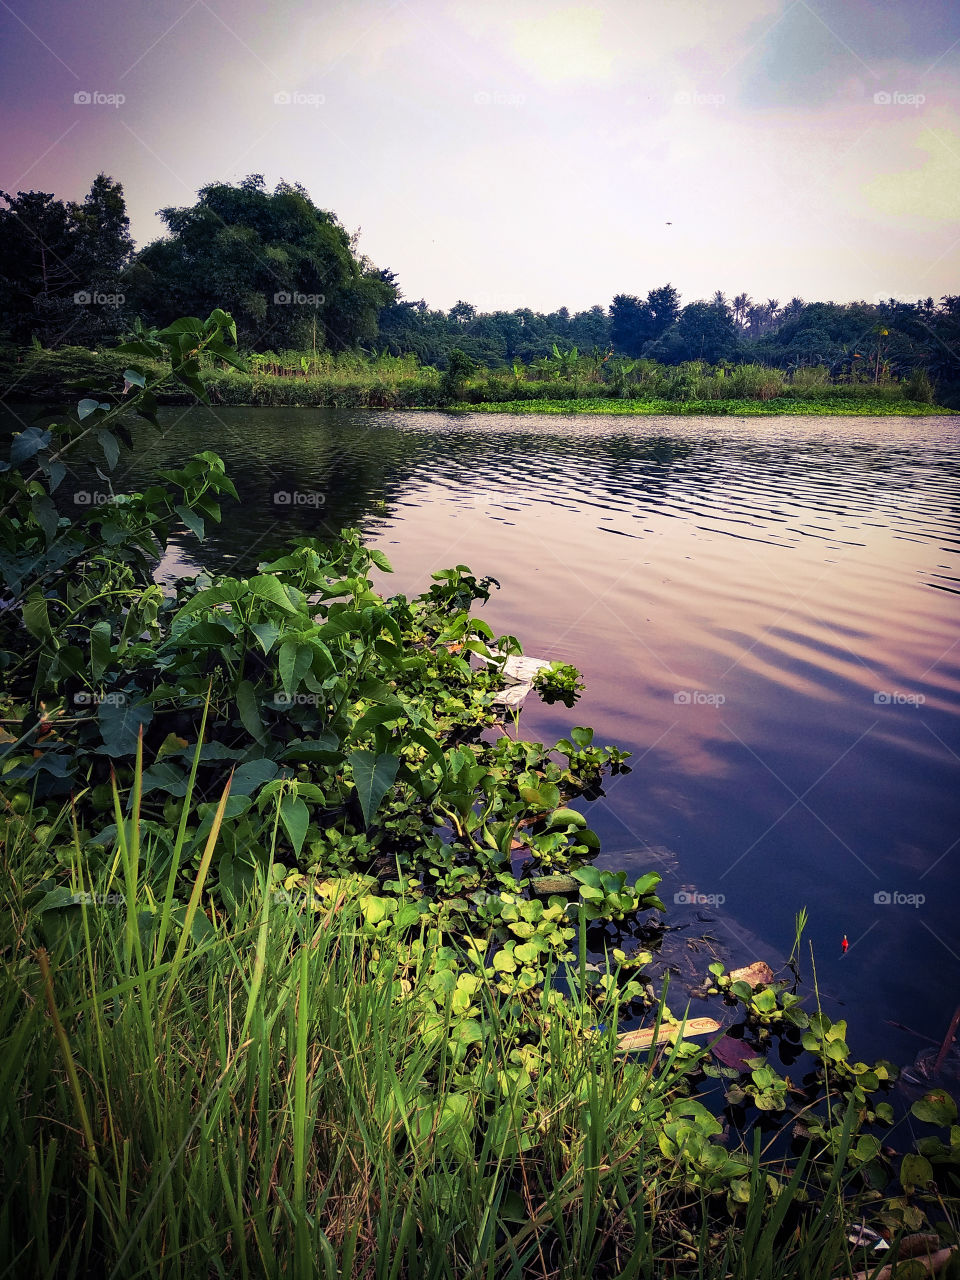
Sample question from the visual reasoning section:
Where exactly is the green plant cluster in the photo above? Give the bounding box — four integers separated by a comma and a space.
532, 661, 586, 707
3, 343, 951, 414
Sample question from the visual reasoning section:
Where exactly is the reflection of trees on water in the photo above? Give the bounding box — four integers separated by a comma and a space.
38, 407, 705, 575
17, 403, 957, 577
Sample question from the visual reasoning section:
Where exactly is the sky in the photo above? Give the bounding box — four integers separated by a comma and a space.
1, 0, 959, 313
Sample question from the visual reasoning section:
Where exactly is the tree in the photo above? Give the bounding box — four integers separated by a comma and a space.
448, 300, 476, 326
0, 174, 132, 346
732, 293, 752, 328
610, 285, 680, 356
128, 177, 396, 351
676, 298, 737, 362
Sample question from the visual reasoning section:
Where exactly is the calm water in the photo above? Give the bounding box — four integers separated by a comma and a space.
61, 406, 960, 1061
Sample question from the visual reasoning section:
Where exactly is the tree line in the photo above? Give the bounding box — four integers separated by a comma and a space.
1, 173, 958, 398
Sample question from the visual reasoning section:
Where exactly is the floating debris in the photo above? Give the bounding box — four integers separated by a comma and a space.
846, 1222, 889, 1252
615, 1017, 720, 1053
481, 649, 553, 709
836, 1235, 956, 1280
531, 874, 579, 897
712, 1035, 762, 1072
728, 960, 775, 987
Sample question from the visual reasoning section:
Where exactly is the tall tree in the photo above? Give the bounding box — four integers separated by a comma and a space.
676, 298, 737, 362
610, 285, 680, 356
0, 174, 132, 345
129, 176, 396, 351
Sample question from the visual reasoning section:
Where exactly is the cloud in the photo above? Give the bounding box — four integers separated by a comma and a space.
863, 124, 960, 222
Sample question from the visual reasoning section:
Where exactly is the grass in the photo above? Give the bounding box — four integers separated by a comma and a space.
0, 761, 895, 1280
448, 396, 954, 416
1, 345, 951, 415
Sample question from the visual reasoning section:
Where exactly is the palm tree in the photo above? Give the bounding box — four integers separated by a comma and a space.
732, 293, 752, 328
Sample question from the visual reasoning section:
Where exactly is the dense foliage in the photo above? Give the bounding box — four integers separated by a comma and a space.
2, 174, 958, 404
1, 311, 958, 1275
0, 174, 133, 347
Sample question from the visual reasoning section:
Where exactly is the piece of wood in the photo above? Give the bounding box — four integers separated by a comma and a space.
532, 875, 579, 896
728, 961, 775, 987
615, 1017, 721, 1052
837, 1244, 956, 1280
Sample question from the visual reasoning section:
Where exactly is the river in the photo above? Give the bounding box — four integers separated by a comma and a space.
62, 405, 960, 1063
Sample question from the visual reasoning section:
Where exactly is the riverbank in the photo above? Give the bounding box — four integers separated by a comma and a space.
449, 395, 954, 416
0, 343, 950, 414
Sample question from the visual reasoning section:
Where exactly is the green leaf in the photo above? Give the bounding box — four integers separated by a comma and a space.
10, 425, 51, 464
248, 574, 297, 614
282, 734, 340, 764
230, 758, 279, 796
900, 1153, 933, 1189
77, 398, 100, 422
250, 622, 280, 655
235, 680, 266, 744
279, 794, 309, 857
140, 762, 190, 797
367, 547, 393, 573
912, 1090, 958, 1127
36, 886, 82, 912
853, 1134, 881, 1162
30, 493, 59, 544
90, 620, 112, 680
157, 317, 204, 338
634, 872, 662, 895
348, 750, 399, 828
205, 338, 248, 372
278, 640, 313, 699
96, 695, 153, 756
23, 588, 54, 642
122, 367, 146, 388
351, 702, 405, 739
174, 504, 205, 541
174, 581, 244, 620
570, 726, 594, 749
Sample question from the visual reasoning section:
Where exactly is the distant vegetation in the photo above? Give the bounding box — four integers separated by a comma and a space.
1, 173, 959, 407
0, 344, 944, 414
